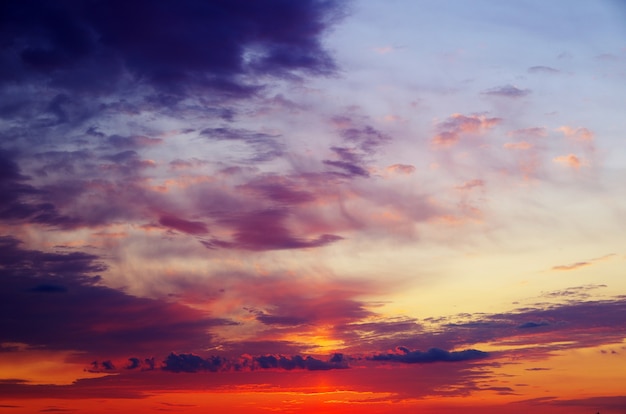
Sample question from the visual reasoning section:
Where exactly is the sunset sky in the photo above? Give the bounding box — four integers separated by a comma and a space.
1, 0, 626, 413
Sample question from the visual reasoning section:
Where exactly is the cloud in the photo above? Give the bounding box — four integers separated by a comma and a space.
507, 127, 547, 138
435, 299, 626, 353
553, 154, 583, 169
322, 120, 392, 177
503, 142, 532, 150
517, 321, 550, 329
207, 208, 343, 251
482, 84, 531, 98
455, 179, 485, 191
370, 347, 489, 364
0, 236, 231, 357
432, 113, 501, 147
237, 175, 316, 205
158, 214, 209, 235
551, 261, 590, 271
557, 126, 594, 141
200, 127, 284, 163
386, 164, 416, 175
162, 352, 348, 372
528, 66, 560, 74
0, 0, 345, 96
323, 159, 370, 177
540, 285, 607, 302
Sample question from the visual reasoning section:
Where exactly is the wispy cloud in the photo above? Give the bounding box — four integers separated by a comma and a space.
482, 84, 531, 98
528, 66, 560, 74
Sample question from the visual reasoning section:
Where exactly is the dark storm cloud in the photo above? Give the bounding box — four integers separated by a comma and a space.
162, 352, 348, 373
370, 347, 489, 364
0, 236, 232, 357
0, 0, 345, 95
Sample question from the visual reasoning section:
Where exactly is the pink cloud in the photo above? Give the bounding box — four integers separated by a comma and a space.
432, 114, 501, 148
455, 179, 485, 191
503, 141, 533, 150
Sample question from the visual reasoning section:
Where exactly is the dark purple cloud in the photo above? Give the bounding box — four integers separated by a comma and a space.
237, 175, 316, 205
323, 159, 370, 177
209, 208, 342, 251
159, 214, 209, 235
427, 298, 626, 353
162, 352, 348, 373
0, 236, 232, 357
370, 347, 489, 364
322, 121, 391, 178
0, 0, 345, 96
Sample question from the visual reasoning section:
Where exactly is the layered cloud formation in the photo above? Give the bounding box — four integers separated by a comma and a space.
1, 1, 625, 413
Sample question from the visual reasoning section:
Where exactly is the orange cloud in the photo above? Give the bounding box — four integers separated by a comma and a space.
553, 154, 584, 168
432, 114, 501, 148
551, 254, 616, 271
552, 261, 590, 271
386, 164, 416, 175
557, 126, 594, 141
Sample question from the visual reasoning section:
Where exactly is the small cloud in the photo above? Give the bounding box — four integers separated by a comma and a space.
503, 142, 533, 150
551, 255, 615, 272
159, 215, 209, 235
482, 84, 531, 98
431, 113, 500, 148
553, 154, 584, 169
507, 127, 547, 138
528, 66, 560, 74
518, 321, 550, 329
557, 126, 594, 141
386, 164, 416, 175
552, 261, 590, 271
455, 179, 484, 190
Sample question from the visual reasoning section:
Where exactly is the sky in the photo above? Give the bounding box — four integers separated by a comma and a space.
1, 0, 625, 413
